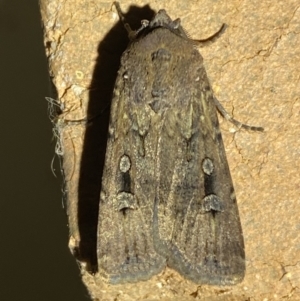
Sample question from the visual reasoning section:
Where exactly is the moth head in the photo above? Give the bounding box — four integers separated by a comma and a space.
144, 9, 189, 40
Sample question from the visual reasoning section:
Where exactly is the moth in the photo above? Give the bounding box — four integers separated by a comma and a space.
97, 2, 263, 285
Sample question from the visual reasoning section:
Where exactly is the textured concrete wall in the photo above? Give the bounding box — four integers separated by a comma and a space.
40, 1, 300, 300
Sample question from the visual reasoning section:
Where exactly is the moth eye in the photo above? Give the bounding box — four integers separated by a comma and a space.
171, 18, 181, 29
202, 157, 214, 175
123, 72, 129, 79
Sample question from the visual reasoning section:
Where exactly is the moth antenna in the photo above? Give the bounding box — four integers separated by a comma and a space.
194, 23, 227, 48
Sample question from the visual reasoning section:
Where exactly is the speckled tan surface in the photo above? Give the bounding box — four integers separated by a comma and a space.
40, 0, 300, 300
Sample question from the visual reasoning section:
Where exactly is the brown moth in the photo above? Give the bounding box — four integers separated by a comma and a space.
97, 2, 263, 285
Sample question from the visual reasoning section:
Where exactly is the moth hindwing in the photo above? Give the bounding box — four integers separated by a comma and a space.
97, 4, 255, 285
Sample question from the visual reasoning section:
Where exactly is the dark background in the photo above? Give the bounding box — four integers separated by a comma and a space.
0, 1, 90, 300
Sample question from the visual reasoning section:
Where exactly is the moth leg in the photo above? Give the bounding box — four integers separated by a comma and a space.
213, 96, 264, 132
114, 1, 149, 40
